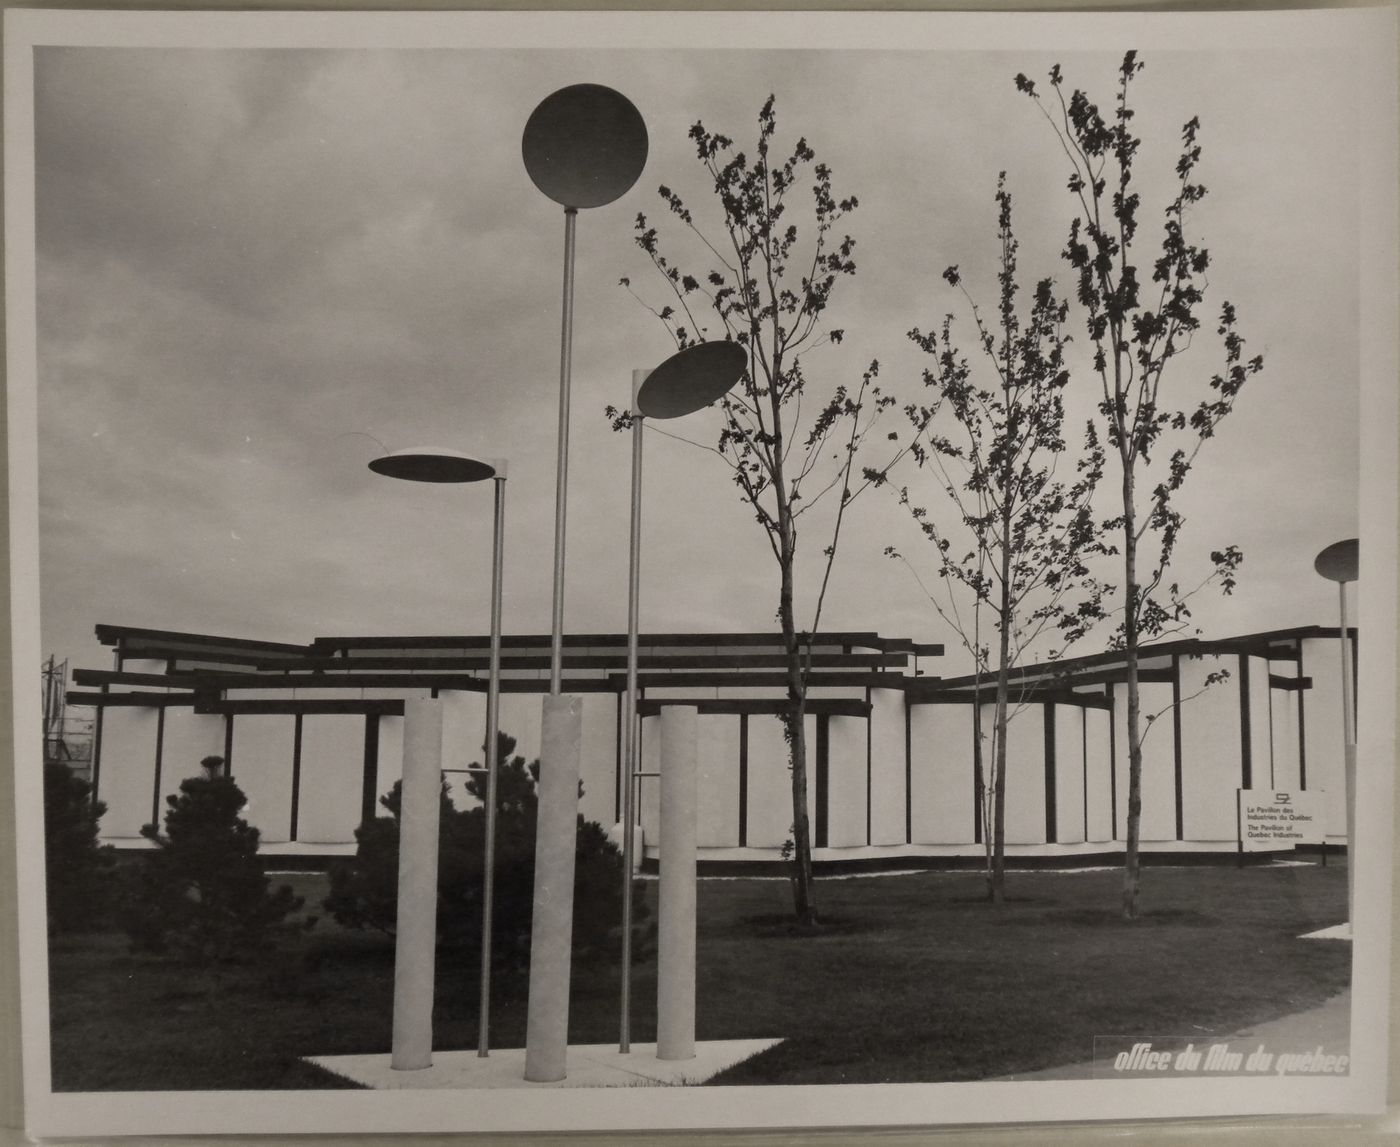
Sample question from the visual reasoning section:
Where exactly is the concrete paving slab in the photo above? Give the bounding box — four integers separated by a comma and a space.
1300, 922, 1352, 940
306, 1038, 782, 1089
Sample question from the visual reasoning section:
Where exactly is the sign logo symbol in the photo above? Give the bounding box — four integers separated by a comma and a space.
1275, 792, 1292, 804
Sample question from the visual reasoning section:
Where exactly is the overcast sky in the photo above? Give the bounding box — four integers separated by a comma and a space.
26, 29, 1366, 678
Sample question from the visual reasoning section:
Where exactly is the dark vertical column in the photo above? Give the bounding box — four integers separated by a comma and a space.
865, 687, 873, 846
91, 703, 106, 812
149, 707, 166, 829
815, 715, 830, 849
904, 697, 913, 845
613, 690, 623, 824
1267, 680, 1277, 791
973, 704, 982, 846
223, 716, 234, 777
1239, 654, 1253, 790
289, 714, 304, 843
1082, 706, 1089, 839
361, 713, 381, 827
1043, 705, 1057, 844
1108, 684, 1118, 841
1298, 644, 1309, 790
738, 714, 749, 847
1172, 654, 1184, 840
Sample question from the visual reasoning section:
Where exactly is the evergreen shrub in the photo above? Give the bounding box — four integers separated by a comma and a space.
324, 732, 653, 975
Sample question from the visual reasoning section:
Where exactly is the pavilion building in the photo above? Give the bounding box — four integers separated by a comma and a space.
66, 623, 1353, 870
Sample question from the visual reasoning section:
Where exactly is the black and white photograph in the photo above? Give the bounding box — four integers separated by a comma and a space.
6, 7, 1398, 1139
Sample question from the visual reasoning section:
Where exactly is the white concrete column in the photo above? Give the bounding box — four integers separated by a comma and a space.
524, 694, 583, 1082
391, 698, 444, 1071
657, 705, 698, 1061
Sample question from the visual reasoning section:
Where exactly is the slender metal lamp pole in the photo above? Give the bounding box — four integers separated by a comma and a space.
615, 342, 748, 1054
478, 467, 506, 1056
620, 369, 648, 1052
1338, 577, 1357, 927
549, 209, 578, 694
366, 447, 503, 1067
1314, 537, 1359, 931
521, 82, 649, 1084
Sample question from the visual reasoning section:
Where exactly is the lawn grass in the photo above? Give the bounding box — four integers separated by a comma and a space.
47, 862, 1349, 1090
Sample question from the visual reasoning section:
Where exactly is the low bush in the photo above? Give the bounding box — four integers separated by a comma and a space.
43, 763, 115, 933
324, 731, 653, 974
120, 756, 306, 965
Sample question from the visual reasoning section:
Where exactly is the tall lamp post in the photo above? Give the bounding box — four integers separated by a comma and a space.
369, 447, 507, 1057
521, 83, 648, 1083
1314, 537, 1358, 930
620, 341, 748, 1053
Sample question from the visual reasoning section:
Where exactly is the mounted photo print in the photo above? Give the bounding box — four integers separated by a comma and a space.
5, 7, 1397, 1140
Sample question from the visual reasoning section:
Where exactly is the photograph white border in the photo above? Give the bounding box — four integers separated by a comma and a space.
5, 7, 1396, 1139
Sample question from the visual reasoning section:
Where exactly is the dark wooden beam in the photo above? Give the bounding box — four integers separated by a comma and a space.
635, 697, 870, 718
250, 651, 911, 673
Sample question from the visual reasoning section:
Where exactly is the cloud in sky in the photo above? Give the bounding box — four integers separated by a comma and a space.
29, 38, 1363, 677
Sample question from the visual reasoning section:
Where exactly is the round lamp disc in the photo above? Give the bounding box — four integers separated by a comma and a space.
1314, 537, 1360, 583
637, 341, 748, 420
369, 448, 496, 484
522, 84, 649, 210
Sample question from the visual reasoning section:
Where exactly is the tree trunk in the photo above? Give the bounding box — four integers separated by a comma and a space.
778, 538, 818, 926
1122, 468, 1143, 921
973, 704, 991, 896
991, 657, 1011, 906
990, 497, 1015, 906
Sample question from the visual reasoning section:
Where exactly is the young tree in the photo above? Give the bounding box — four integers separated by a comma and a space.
884, 175, 1106, 903
619, 96, 898, 925
121, 756, 304, 966
1016, 54, 1263, 918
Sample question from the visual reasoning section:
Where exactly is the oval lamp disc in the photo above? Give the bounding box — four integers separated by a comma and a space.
522, 84, 649, 210
1314, 537, 1360, 583
637, 341, 748, 420
369, 448, 497, 484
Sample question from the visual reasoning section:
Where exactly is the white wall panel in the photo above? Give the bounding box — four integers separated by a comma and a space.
999, 703, 1046, 846
157, 711, 226, 818
697, 714, 740, 847
297, 716, 365, 843
1270, 687, 1303, 793
227, 715, 295, 844
639, 713, 661, 846
97, 707, 160, 837
1054, 705, 1086, 845
374, 715, 405, 816
1248, 656, 1272, 792
1084, 706, 1114, 842
439, 690, 487, 810
498, 692, 544, 774
1300, 638, 1348, 833
1114, 684, 1177, 842
825, 715, 867, 847
1178, 654, 1240, 841
579, 693, 619, 830
909, 705, 975, 845
868, 688, 906, 845
743, 714, 799, 848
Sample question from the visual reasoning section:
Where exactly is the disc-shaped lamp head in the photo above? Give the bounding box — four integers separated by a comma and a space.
369, 447, 497, 484
522, 84, 648, 210
1314, 537, 1360, 583
636, 341, 748, 420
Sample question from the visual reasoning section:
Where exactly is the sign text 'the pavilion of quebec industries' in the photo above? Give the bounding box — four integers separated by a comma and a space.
1237, 790, 1326, 852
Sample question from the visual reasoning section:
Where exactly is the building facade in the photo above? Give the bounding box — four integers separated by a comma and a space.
67, 623, 1354, 869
